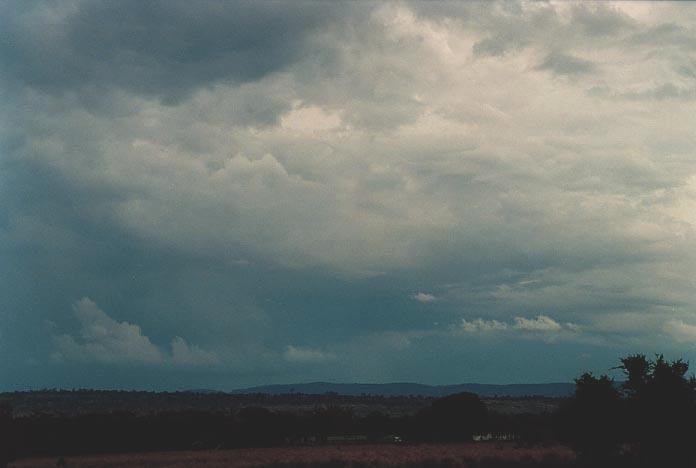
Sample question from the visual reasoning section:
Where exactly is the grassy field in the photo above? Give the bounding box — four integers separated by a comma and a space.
14, 443, 575, 468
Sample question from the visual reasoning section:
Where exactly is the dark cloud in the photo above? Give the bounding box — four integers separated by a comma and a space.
624, 83, 696, 101
536, 52, 596, 77
589, 82, 696, 101
628, 22, 696, 51
571, 5, 634, 37
473, 33, 528, 58
0, 0, 342, 103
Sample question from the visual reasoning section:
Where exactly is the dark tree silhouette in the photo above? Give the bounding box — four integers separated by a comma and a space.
618, 354, 650, 397
558, 354, 696, 466
557, 372, 623, 463
619, 354, 696, 466
0, 401, 13, 468
414, 392, 487, 442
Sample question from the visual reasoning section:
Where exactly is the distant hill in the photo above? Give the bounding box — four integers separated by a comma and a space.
228, 382, 575, 398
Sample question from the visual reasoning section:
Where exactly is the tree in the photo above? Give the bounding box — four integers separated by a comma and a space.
618, 354, 696, 466
414, 392, 487, 442
617, 354, 650, 398
0, 401, 13, 468
557, 372, 623, 462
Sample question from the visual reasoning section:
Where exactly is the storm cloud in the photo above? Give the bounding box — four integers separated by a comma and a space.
2, 1, 696, 390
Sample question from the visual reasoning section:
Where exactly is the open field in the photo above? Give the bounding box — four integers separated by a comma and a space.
2, 391, 559, 418
14, 444, 575, 468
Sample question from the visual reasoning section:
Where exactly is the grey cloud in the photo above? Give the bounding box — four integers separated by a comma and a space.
676, 64, 696, 79
590, 82, 696, 101
663, 320, 696, 344
473, 33, 528, 58
283, 345, 335, 363
624, 83, 696, 101
469, 3, 627, 59
469, 5, 549, 58
536, 52, 596, 77
628, 22, 696, 50
571, 5, 634, 37
170, 337, 219, 366
0, 0, 343, 104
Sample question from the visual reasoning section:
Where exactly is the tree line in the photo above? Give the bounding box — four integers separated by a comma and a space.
2, 354, 696, 467
557, 354, 696, 467
0, 392, 491, 466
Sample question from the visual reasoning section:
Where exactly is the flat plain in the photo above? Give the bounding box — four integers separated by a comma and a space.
14, 443, 575, 468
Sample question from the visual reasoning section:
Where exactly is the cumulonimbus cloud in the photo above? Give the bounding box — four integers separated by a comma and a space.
52, 298, 219, 367
3, 1, 696, 387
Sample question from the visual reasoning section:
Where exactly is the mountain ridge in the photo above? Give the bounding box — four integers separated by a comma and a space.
226, 381, 575, 398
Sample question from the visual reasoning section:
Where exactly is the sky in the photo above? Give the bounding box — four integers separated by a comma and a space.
2, 1, 696, 391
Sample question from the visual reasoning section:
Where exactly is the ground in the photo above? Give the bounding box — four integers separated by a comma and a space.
14, 443, 574, 468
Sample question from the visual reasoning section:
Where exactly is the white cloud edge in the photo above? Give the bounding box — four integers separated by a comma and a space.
412, 292, 438, 303
457, 315, 581, 336
664, 319, 696, 343
51, 297, 220, 367
283, 345, 336, 363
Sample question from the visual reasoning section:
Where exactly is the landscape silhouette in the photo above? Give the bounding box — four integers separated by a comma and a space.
3, 354, 696, 467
